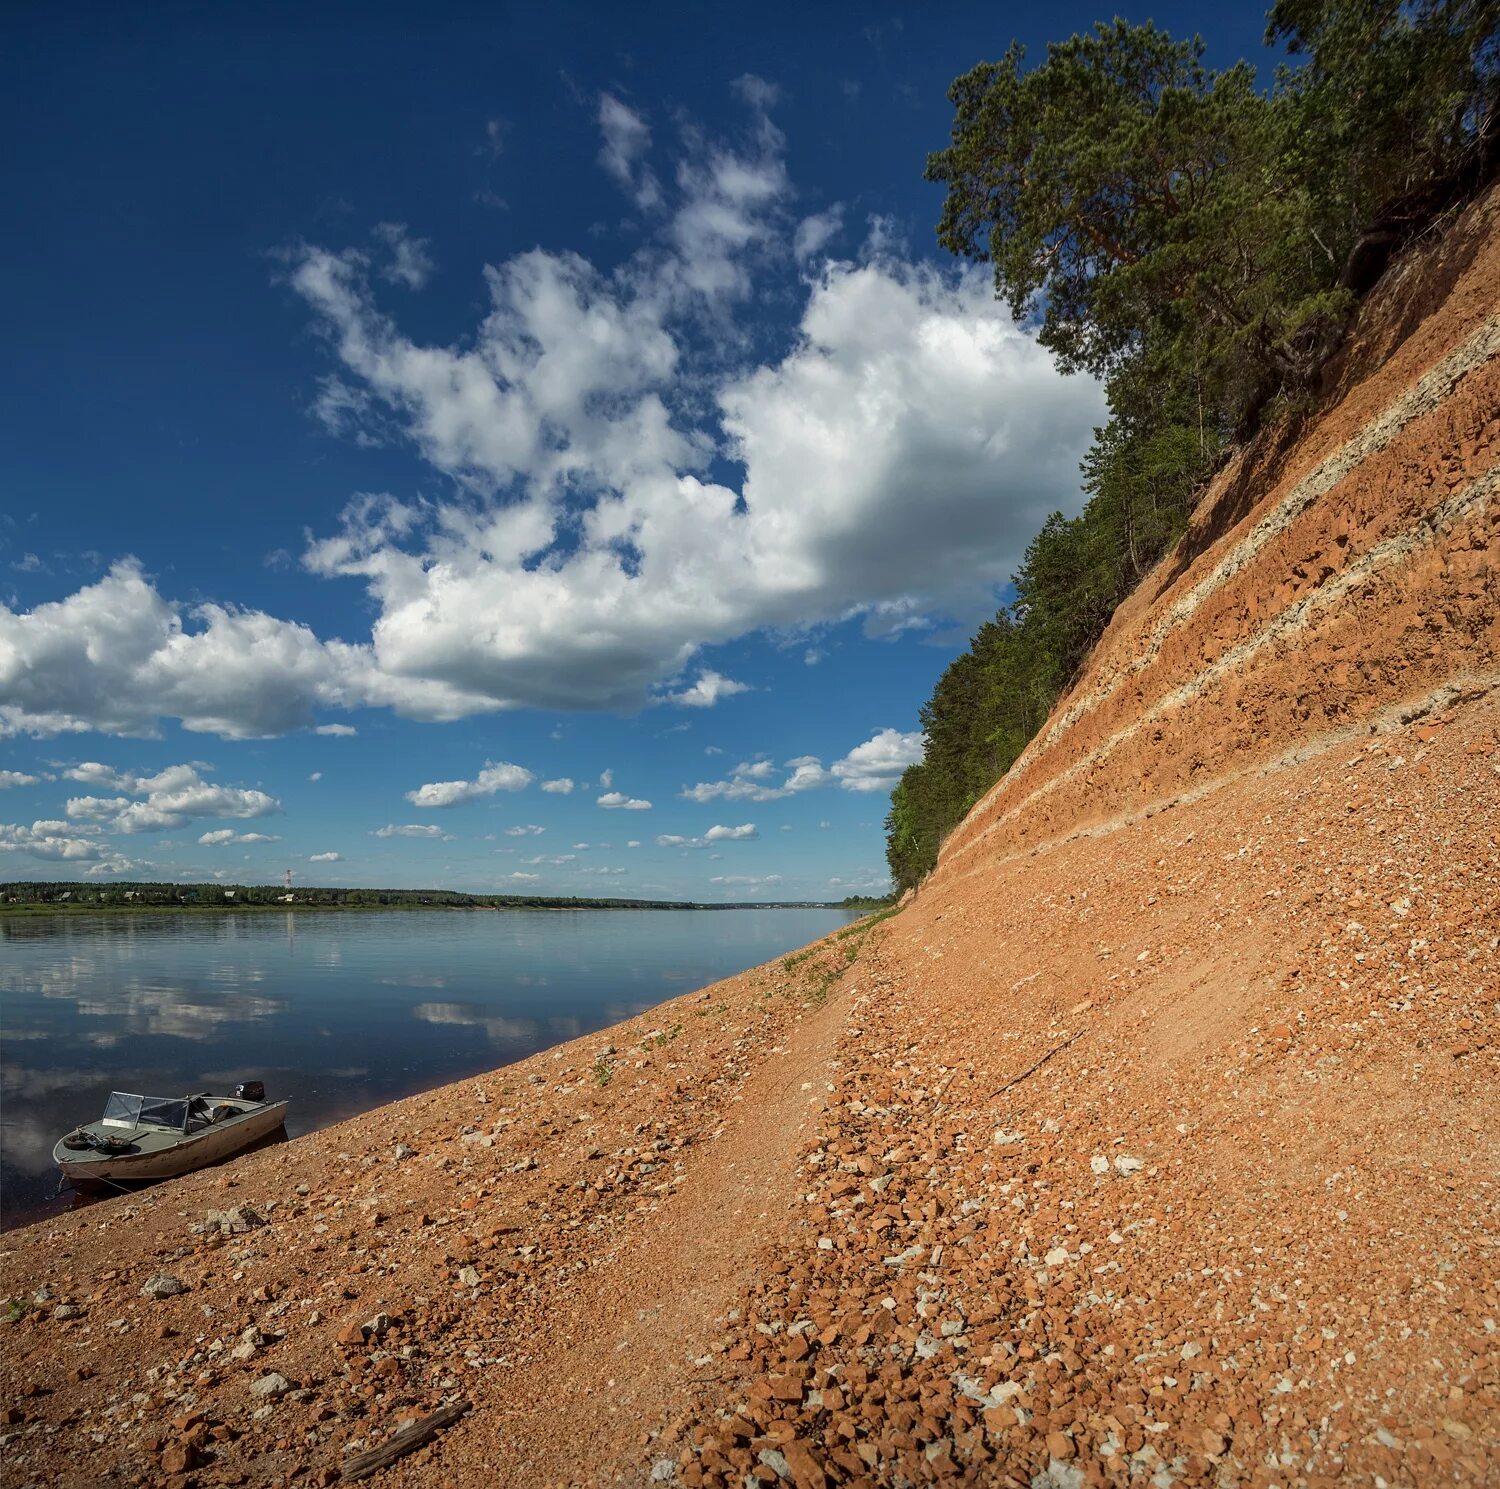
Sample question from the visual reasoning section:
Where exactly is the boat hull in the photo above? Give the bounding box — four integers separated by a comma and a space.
54, 1101, 289, 1185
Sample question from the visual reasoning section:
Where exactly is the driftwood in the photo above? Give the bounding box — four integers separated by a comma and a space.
991, 1029, 1085, 1098
340, 1400, 471, 1482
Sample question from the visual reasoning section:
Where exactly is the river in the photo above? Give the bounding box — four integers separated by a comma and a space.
0, 906, 859, 1229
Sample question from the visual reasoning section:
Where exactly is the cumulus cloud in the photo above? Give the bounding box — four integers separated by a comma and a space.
656, 822, 757, 849
663, 669, 750, 709
681, 728, 920, 802
308, 771, 323, 782
314, 723, 357, 737
0, 820, 113, 862
198, 829, 280, 845
504, 824, 544, 836
0, 770, 39, 788
0, 103, 1099, 742
598, 791, 651, 811
309, 851, 341, 862
0, 560, 495, 739
374, 823, 452, 839
829, 728, 924, 792
508, 870, 541, 882
406, 760, 533, 808
253, 251, 1095, 734
61, 763, 280, 834
541, 777, 574, 794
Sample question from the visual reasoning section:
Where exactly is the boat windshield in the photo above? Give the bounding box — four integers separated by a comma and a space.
100, 1092, 189, 1132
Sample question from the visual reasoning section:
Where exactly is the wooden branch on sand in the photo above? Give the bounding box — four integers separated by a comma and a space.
340, 1400, 471, 1481
992, 1030, 1085, 1098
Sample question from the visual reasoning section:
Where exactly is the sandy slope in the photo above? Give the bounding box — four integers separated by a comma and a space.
1, 189, 1496, 1487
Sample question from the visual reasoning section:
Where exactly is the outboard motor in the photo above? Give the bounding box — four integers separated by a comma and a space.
234, 1080, 266, 1103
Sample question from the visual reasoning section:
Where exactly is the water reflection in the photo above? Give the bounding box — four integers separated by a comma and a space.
0, 907, 857, 1229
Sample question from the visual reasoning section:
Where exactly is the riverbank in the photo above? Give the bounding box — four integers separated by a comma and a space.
1, 693, 1496, 1488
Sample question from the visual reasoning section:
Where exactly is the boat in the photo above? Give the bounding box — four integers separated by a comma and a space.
53, 1083, 288, 1190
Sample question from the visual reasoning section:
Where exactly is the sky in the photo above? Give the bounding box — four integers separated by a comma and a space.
1, 2, 1276, 901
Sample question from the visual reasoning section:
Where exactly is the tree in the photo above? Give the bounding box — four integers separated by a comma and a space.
926, 22, 1340, 422
1270, 0, 1499, 291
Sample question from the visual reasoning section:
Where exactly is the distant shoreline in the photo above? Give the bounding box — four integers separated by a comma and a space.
0, 900, 865, 916
0, 889, 891, 918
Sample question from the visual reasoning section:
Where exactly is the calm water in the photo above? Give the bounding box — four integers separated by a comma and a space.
0, 907, 857, 1229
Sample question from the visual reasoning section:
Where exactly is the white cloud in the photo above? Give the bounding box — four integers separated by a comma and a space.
710, 873, 782, 887
0, 559, 494, 740
308, 771, 323, 782
626, 839, 641, 848
406, 760, 533, 808
504, 824, 544, 836
541, 777, 574, 794
1, 106, 1098, 742
309, 851, 341, 862
314, 723, 357, 737
508, 870, 541, 882
830, 727, 923, 792
656, 822, 757, 849
599, 768, 614, 788
598, 94, 660, 210
680, 728, 919, 802
793, 205, 843, 262
372, 222, 435, 290
62, 762, 136, 790
0, 820, 113, 862
0, 770, 38, 788
61, 762, 280, 834
598, 791, 651, 811
733, 73, 781, 111
199, 829, 280, 845
664, 669, 750, 708
374, 823, 452, 839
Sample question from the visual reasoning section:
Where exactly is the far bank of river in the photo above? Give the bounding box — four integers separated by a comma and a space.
0, 905, 863, 1229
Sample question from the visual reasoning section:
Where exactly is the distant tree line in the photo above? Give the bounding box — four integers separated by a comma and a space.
0, 882, 854, 913
888, 0, 1498, 892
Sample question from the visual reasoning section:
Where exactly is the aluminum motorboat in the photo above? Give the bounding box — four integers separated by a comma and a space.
53, 1084, 288, 1189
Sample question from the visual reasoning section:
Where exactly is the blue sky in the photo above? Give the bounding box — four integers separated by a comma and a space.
1, 2, 1275, 900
